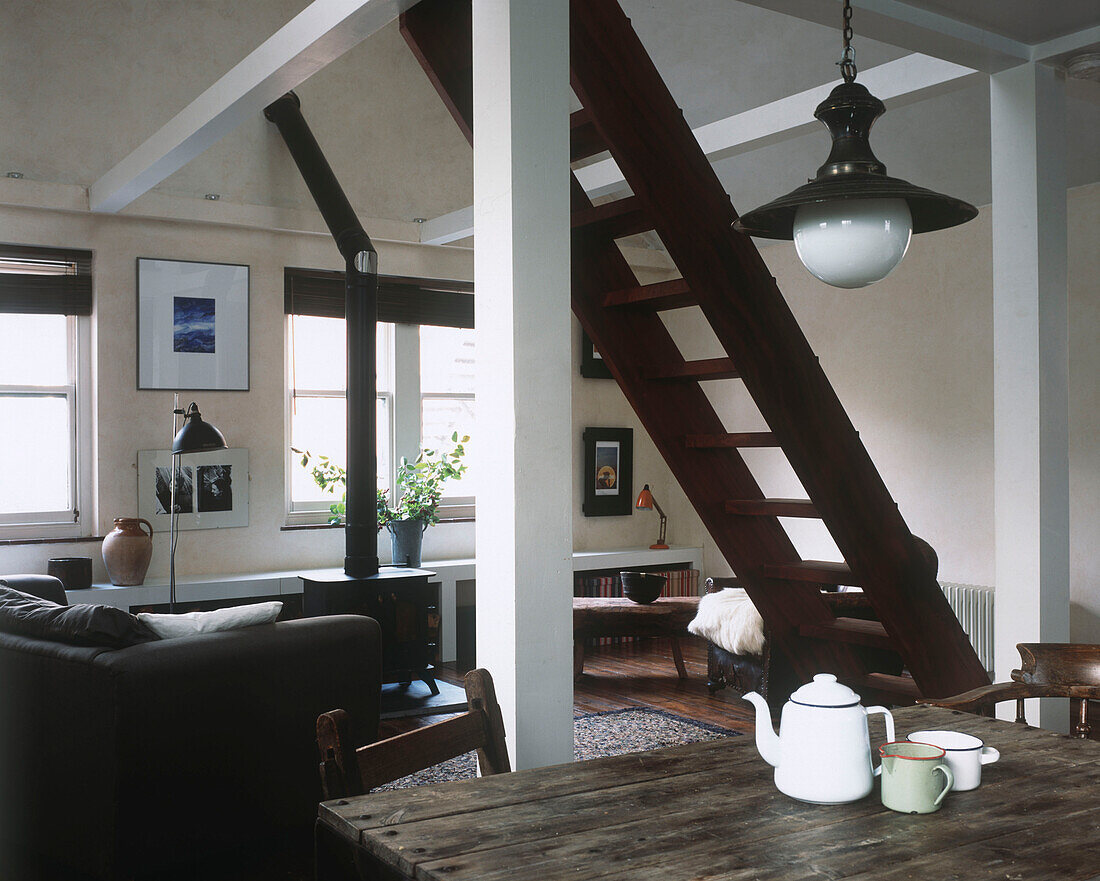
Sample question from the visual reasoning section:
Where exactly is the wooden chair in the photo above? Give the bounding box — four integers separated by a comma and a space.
924, 643, 1100, 739
316, 667, 510, 798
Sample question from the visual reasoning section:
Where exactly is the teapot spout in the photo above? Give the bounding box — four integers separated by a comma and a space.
743, 691, 781, 768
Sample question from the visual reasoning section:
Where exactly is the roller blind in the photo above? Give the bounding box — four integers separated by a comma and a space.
284, 267, 473, 329
0, 243, 93, 315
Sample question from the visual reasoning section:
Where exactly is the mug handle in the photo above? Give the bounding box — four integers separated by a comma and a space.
137, 518, 154, 538
932, 763, 954, 805
980, 746, 1000, 765
866, 706, 895, 776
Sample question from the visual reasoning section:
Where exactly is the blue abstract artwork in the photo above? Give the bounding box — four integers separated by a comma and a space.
173, 296, 215, 353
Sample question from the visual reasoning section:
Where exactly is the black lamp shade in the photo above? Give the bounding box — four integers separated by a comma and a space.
734, 82, 977, 240
171, 403, 227, 454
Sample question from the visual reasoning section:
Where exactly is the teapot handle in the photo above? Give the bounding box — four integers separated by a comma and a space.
866, 706, 895, 776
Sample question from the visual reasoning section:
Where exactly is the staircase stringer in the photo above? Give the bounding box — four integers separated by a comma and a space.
400, 0, 989, 702
567, 0, 989, 700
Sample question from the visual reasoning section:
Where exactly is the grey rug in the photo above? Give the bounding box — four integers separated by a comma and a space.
377, 706, 738, 791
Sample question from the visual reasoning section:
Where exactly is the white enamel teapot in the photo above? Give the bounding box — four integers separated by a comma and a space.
743, 674, 895, 804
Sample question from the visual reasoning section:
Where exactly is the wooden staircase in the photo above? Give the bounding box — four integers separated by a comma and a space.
400, 0, 990, 706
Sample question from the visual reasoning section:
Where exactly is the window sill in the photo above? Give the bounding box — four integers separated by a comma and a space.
281, 517, 475, 532
0, 534, 103, 547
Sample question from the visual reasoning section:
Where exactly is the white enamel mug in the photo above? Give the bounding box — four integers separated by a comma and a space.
907, 729, 1000, 791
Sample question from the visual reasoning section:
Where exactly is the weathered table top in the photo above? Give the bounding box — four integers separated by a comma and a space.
572, 595, 700, 631
318, 705, 1100, 881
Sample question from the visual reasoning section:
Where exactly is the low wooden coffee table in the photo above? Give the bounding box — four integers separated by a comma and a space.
572, 595, 701, 681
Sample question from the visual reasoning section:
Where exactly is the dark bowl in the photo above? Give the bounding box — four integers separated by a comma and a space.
620, 571, 667, 604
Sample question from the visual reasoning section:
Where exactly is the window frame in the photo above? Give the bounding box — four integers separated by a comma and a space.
0, 313, 93, 539
283, 268, 475, 526
284, 315, 396, 526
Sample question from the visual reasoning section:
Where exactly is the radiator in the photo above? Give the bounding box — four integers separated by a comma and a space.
940, 582, 995, 676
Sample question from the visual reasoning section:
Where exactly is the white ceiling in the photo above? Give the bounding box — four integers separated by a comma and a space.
0, 0, 1097, 233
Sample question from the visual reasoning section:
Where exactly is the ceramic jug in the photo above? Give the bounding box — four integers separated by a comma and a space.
744, 673, 895, 804
102, 518, 154, 586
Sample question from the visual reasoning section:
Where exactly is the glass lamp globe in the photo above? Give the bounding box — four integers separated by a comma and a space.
792, 198, 912, 289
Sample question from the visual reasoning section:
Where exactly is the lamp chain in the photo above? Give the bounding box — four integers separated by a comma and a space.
839, 0, 857, 83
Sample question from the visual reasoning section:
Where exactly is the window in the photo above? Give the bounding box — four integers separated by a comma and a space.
0, 244, 93, 538
420, 325, 475, 514
284, 268, 474, 524
287, 316, 393, 521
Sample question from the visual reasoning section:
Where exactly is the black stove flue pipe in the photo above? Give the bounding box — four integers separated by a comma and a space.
264, 92, 379, 578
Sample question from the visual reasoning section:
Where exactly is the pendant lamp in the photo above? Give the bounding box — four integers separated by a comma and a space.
733, 0, 977, 288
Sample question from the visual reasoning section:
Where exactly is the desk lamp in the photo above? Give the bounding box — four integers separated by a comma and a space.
169, 397, 227, 611
635, 484, 669, 550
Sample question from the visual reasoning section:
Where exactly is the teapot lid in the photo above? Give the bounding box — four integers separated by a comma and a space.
789, 673, 860, 708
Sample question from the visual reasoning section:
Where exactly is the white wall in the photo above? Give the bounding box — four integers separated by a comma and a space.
2, 185, 1097, 645
0, 200, 475, 583
0, 202, 698, 585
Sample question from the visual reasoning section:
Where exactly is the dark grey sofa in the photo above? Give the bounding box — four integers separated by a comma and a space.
0, 575, 381, 880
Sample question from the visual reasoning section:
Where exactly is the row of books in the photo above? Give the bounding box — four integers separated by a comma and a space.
575, 568, 700, 646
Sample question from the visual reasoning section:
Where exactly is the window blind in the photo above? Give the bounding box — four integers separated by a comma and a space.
0, 243, 93, 315
284, 267, 473, 329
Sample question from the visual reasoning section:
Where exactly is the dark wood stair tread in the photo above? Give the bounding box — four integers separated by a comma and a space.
800, 618, 893, 651
853, 673, 924, 706
603, 278, 696, 310
571, 195, 650, 240
725, 498, 819, 518
571, 107, 606, 162
647, 357, 739, 381
761, 560, 859, 585
686, 432, 778, 449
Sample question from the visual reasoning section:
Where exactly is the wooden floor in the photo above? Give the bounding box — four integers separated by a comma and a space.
402, 634, 755, 736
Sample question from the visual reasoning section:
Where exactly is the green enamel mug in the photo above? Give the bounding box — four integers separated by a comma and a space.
879, 741, 954, 814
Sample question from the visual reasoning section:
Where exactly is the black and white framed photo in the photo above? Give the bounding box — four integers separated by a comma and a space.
580, 330, 614, 379
137, 258, 250, 390
137, 448, 249, 531
582, 427, 633, 517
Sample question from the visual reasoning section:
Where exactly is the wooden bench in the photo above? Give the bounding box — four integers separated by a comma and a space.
572, 595, 701, 681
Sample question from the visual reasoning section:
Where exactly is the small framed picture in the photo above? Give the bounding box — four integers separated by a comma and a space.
137, 448, 250, 531
582, 427, 633, 517
580, 330, 614, 379
137, 258, 250, 390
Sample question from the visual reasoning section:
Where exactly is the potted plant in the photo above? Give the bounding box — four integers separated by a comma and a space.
295, 432, 468, 567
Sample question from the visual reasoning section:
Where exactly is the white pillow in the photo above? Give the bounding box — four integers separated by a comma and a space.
687, 588, 765, 656
138, 601, 283, 639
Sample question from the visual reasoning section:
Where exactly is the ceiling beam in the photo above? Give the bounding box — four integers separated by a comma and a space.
420, 53, 976, 245
733, 0, 1033, 73
90, 0, 419, 214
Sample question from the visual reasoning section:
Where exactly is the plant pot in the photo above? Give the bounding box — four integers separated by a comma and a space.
102, 518, 154, 586
388, 519, 428, 568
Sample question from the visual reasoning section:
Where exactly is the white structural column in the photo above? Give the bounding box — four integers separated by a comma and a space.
472, 0, 573, 768
990, 63, 1069, 730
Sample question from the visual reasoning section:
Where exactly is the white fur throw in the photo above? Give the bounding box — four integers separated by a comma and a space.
688, 588, 765, 656
138, 601, 282, 639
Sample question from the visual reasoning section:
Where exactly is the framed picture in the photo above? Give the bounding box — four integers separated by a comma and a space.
582, 427, 633, 517
137, 258, 250, 390
137, 448, 250, 531
580, 330, 614, 379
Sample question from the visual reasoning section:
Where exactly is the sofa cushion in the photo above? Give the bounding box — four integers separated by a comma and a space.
0, 585, 159, 648
137, 601, 283, 639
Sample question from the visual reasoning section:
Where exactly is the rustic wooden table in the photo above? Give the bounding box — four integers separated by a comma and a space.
317, 705, 1100, 881
572, 595, 701, 680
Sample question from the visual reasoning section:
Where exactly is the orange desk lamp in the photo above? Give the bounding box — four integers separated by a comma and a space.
635, 484, 668, 549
